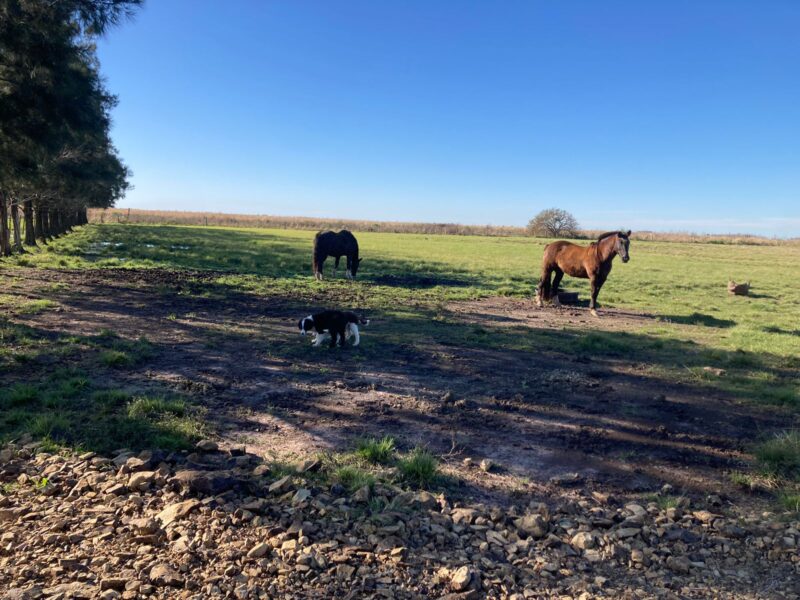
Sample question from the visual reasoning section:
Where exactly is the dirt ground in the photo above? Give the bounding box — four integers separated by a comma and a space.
6, 267, 796, 508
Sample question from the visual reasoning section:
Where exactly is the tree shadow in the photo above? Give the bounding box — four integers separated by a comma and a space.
72, 224, 493, 291
368, 273, 475, 288
762, 325, 800, 336
660, 312, 737, 328
0, 320, 204, 454
4, 264, 798, 506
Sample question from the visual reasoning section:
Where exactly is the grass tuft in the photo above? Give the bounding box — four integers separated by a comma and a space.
778, 491, 800, 513
755, 431, 800, 480
99, 350, 132, 367
127, 396, 187, 419
2, 384, 39, 407
397, 446, 439, 488
356, 436, 396, 464
333, 465, 375, 492
29, 414, 70, 440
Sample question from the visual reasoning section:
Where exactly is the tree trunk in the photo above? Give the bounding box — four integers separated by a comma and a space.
49, 208, 58, 237
41, 204, 51, 241
23, 199, 37, 246
35, 201, 47, 242
0, 191, 11, 256
10, 199, 24, 252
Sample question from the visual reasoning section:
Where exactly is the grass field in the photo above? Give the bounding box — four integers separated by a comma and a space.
2, 223, 800, 506
11, 222, 800, 374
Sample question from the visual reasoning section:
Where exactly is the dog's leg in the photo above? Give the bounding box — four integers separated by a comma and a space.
314, 332, 329, 347
349, 323, 360, 346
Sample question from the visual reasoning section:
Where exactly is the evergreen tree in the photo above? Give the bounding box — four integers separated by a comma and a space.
0, 0, 140, 253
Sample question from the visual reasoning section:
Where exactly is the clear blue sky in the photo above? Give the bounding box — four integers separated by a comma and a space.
96, 1, 800, 236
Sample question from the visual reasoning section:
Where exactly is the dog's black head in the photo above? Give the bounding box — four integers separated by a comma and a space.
298, 315, 314, 335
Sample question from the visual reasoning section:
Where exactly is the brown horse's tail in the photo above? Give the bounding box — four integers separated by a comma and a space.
536, 244, 553, 303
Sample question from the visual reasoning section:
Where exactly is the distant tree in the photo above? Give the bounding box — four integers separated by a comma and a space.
527, 208, 579, 238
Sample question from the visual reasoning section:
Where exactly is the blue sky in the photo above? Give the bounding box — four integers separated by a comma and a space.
97, 1, 800, 236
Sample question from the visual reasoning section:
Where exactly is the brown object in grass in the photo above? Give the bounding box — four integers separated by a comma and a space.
727, 280, 750, 296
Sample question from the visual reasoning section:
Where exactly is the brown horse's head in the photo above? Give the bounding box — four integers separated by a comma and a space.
616, 230, 631, 262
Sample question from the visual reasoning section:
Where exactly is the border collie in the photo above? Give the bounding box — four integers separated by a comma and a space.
298, 310, 370, 348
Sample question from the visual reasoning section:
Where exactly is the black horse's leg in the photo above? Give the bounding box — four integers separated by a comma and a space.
316, 256, 326, 280
333, 256, 341, 278
345, 255, 353, 280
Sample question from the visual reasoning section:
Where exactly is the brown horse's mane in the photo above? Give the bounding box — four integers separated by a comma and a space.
590, 230, 627, 247
597, 230, 627, 241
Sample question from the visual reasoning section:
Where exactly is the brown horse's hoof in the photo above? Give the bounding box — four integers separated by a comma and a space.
551, 295, 561, 307
590, 309, 599, 317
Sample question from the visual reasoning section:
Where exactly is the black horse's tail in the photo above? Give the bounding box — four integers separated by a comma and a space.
312, 232, 323, 274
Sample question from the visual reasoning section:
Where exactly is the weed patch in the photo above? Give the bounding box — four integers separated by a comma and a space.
356, 436, 396, 465
397, 447, 439, 488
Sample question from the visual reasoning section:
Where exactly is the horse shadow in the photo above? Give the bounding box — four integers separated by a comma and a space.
368, 273, 475, 289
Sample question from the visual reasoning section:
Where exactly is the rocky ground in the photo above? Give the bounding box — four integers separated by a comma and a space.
1, 440, 798, 600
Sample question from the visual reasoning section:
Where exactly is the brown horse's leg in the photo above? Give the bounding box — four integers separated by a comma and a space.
537, 266, 552, 307
551, 268, 564, 304
589, 276, 601, 316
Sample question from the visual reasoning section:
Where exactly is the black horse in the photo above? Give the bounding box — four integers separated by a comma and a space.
313, 230, 362, 280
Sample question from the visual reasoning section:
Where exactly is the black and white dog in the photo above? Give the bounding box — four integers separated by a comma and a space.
298, 310, 369, 348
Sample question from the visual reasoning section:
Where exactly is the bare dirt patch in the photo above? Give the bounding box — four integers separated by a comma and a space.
4, 268, 796, 508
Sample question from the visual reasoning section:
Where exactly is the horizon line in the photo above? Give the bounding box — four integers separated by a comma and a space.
102, 206, 800, 241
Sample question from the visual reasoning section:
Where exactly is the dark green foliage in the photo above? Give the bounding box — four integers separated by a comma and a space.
0, 0, 139, 253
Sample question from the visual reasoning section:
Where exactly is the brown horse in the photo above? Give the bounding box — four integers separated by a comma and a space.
536, 230, 631, 316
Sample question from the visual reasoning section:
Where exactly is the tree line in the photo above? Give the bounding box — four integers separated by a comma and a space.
0, 0, 141, 256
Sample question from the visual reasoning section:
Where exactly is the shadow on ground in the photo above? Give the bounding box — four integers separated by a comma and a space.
2, 266, 797, 505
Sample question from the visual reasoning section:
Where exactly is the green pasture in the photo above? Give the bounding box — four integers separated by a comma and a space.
10, 222, 800, 359
2, 223, 799, 453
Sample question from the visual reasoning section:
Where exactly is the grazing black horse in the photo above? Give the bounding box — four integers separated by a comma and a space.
313, 230, 362, 280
